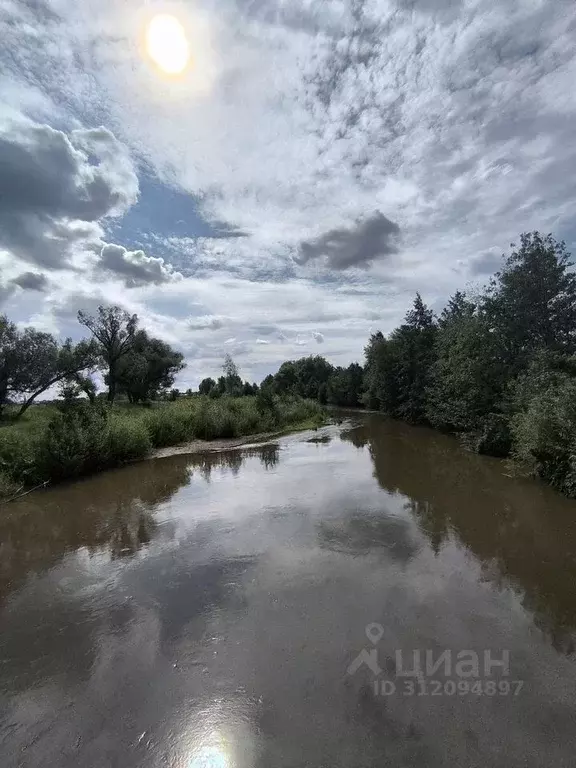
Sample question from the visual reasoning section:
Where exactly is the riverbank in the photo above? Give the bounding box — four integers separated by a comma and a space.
150, 417, 327, 459
0, 396, 327, 502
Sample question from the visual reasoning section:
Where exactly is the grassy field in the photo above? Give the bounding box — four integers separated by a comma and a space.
0, 395, 326, 500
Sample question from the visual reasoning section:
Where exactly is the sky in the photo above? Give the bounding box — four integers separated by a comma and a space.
1, 0, 575, 388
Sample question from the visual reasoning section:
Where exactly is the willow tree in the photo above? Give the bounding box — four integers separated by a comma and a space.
78, 305, 137, 403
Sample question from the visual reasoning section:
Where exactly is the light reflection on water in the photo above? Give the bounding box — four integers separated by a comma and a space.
178, 698, 257, 768
188, 737, 231, 768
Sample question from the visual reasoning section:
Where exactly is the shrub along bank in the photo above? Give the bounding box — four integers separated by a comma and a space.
0, 395, 326, 498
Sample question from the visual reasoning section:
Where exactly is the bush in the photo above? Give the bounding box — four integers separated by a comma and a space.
37, 403, 110, 482
0, 429, 42, 485
511, 379, 576, 496
474, 414, 512, 457
0, 471, 19, 500
143, 407, 195, 447
108, 415, 152, 463
0, 402, 154, 489
0, 395, 326, 493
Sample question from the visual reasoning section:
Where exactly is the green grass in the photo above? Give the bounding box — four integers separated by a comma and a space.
0, 396, 326, 499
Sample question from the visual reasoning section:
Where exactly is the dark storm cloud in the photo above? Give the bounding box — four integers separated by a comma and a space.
0, 117, 138, 269
11, 271, 49, 291
96, 244, 181, 288
298, 213, 401, 270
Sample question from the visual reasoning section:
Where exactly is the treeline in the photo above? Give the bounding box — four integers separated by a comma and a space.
197, 355, 260, 399
261, 356, 364, 407
364, 232, 576, 499
1, 305, 185, 417
264, 233, 576, 499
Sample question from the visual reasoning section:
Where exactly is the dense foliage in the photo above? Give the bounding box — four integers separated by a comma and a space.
258, 232, 576, 498
0, 396, 325, 493
114, 330, 184, 403
266, 356, 364, 407
363, 232, 576, 492
0, 316, 99, 418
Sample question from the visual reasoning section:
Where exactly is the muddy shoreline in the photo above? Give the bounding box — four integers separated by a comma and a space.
150, 423, 328, 460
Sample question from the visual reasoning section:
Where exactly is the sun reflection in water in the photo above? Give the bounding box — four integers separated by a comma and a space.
188, 733, 232, 768
179, 697, 258, 768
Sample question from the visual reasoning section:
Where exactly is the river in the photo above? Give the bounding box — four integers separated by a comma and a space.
1, 413, 576, 767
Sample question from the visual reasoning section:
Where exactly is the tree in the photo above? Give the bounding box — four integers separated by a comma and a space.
275, 361, 298, 394
426, 303, 506, 433
363, 332, 402, 413
393, 294, 437, 423
256, 377, 276, 413
75, 373, 97, 404
0, 315, 98, 418
0, 315, 19, 416
326, 363, 364, 407
114, 330, 184, 403
273, 356, 333, 400
364, 295, 437, 423
438, 290, 475, 328
222, 354, 243, 396
483, 233, 576, 373
58, 372, 98, 405
78, 305, 138, 403
223, 354, 239, 379
510, 355, 576, 496
199, 377, 216, 395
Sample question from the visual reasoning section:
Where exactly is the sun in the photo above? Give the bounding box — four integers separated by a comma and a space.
146, 14, 190, 75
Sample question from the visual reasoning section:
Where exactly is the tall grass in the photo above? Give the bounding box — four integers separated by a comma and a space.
0, 395, 325, 496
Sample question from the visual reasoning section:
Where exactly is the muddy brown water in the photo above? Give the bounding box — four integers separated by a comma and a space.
1, 413, 576, 767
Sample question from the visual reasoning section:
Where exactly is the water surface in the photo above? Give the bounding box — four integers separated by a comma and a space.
1, 414, 576, 767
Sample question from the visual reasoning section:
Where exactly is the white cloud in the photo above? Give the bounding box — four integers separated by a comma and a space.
97, 243, 181, 287
189, 315, 227, 331
2, 0, 576, 386
0, 114, 137, 269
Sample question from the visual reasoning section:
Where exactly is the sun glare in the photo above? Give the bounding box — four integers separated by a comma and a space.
146, 13, 190, 75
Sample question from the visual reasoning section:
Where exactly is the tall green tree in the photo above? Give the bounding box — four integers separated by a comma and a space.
395, 293, 437, 423
114, 330, 185, 403
78, 305, 138, 403
222, 354, 243, 395
0, 314, 98, 418
426, 295, 506, 432
199, 377, 216, 395
275, 361, 299, 394
365, 295, 437, 423
326, 363, 364, 407
483, 232, 576, 372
